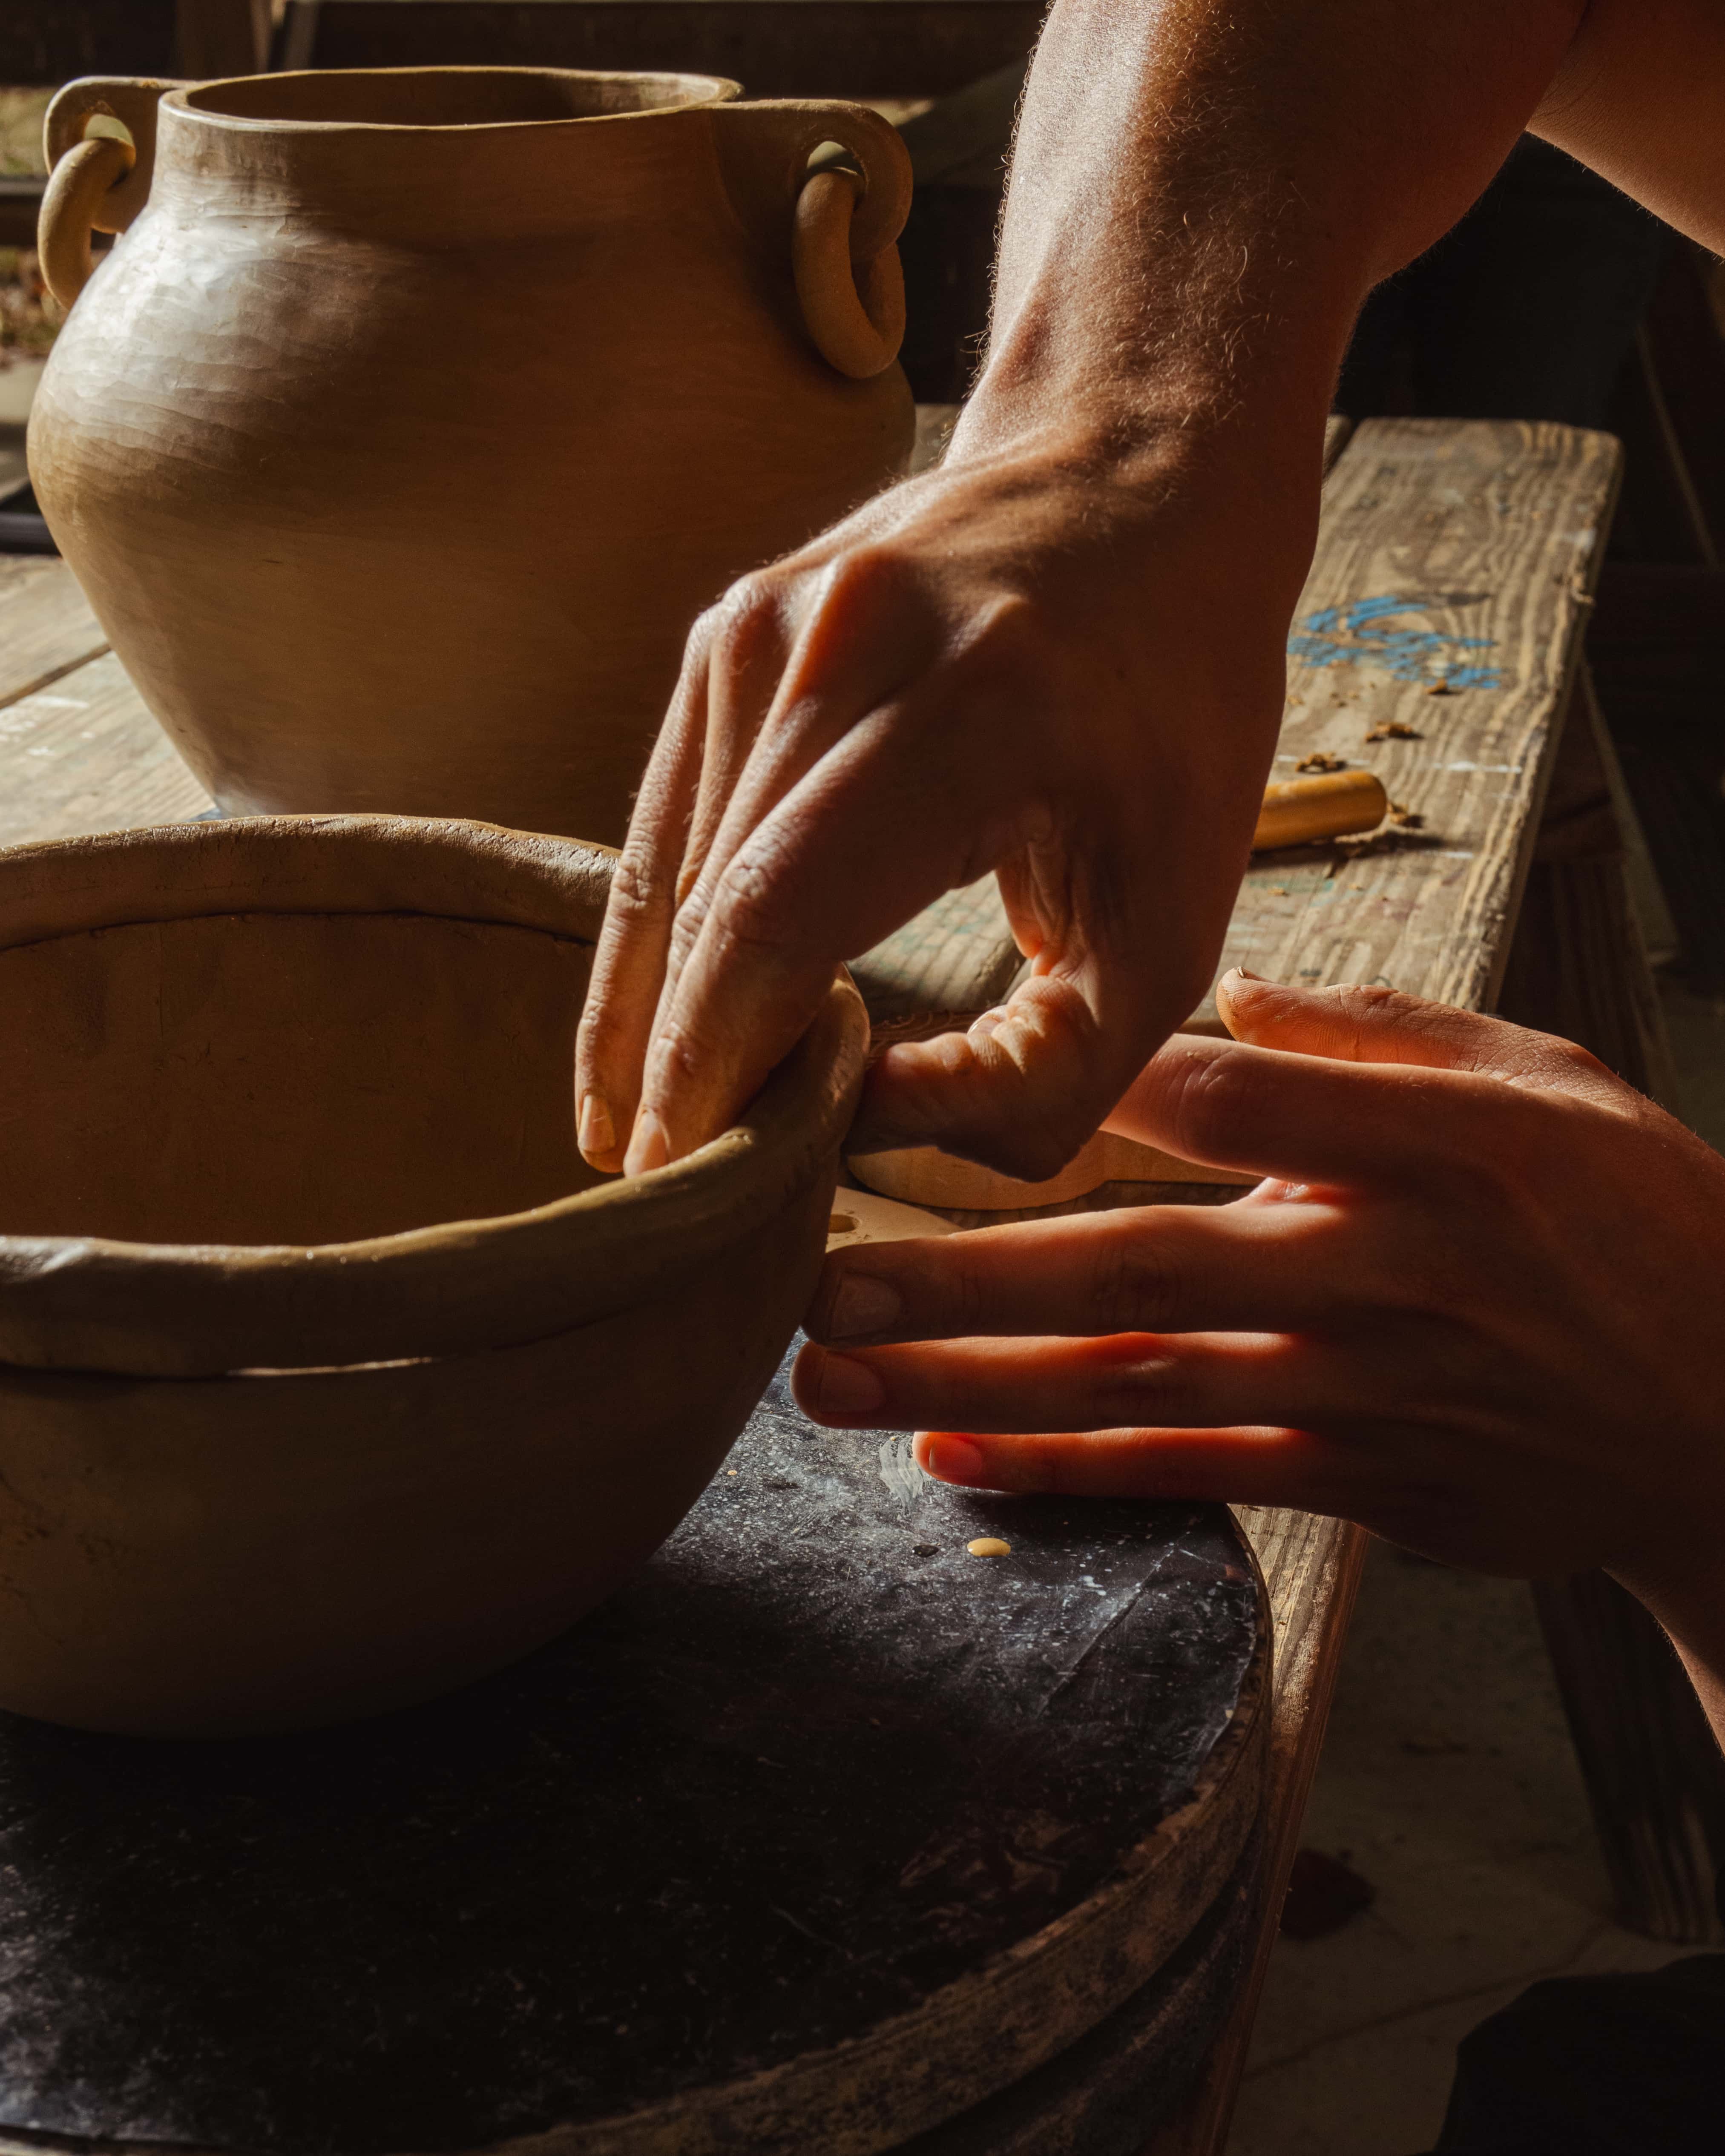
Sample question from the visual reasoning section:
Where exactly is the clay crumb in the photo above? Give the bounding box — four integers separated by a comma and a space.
1387, 801, 1426, 830
1295, 751, 1348, 773
966, 1537, 1012, 1558
1364, 719, 1422, 743
1424, 680, 1455, 696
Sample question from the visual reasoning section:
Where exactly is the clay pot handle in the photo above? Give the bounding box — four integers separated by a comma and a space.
38, 76, 185, 308
714, 100, 913, 379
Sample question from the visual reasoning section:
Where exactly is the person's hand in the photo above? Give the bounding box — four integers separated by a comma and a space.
572, 420, 1318, 1182
793, 974, 1725, 1667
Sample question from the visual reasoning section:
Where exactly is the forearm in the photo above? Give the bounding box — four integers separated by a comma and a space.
962, 0, 1586, 471
1534, 0, 1725, 254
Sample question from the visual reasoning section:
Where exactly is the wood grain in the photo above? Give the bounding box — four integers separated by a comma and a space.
0, 553, 108, 711
1202, 417, 1621, 1021
0, 648, 211, 850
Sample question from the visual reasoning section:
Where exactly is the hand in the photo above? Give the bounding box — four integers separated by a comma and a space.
573, 419, 1317, 1183
794, 975, 1725, 1677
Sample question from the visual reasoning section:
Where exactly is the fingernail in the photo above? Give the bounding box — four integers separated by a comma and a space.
811, 1352, 887, 1418
577, 1089, 614, 1163
1228, 967, 1266, 983
825, 1271, 903, 1340
916, 1433, 989, 1486
624, 1108, 670, 1177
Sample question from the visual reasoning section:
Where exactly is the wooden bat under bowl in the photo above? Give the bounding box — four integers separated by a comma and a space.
0, 816, 867, 1736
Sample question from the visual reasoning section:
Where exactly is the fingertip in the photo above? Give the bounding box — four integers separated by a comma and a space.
623, 1106, 670, 1177
1216, 967, 1295, 1042
576, 1088, 616, 1169
913, 1432, 993, 1487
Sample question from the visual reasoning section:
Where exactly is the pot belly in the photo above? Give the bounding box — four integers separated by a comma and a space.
29, 224, 914, 845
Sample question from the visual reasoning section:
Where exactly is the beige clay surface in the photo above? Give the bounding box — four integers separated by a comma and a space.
0, 815, 868, 1737
30, 67, 914, 846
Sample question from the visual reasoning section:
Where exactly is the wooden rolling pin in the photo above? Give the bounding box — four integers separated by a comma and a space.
1253, 767, 1387, 850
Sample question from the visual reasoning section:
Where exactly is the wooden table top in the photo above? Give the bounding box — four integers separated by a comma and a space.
0, 407, 1619, 2153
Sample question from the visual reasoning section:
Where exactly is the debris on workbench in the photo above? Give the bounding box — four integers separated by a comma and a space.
1424, 679, 1456, 696
1295, 750, 1349, 773
1387, 801, 1426, 829
1364, 718, 1423, 743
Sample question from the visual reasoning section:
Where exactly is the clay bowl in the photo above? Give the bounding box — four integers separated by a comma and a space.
0, 815, 867, 1737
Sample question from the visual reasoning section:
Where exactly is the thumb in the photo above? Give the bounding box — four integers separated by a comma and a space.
1216, 971, 1616, 1097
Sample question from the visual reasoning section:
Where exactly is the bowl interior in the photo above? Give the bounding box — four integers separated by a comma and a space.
0, 909, 608, 1247
183, 68, 731, 129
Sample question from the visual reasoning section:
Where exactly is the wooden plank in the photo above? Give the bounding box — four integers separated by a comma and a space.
0, 554, 109, 712
1205, 416, 1622, 1022
0, 649, 210, 850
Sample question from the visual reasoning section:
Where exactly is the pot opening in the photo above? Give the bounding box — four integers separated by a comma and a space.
182, 68, 738, 130
0, 910, 611, 1248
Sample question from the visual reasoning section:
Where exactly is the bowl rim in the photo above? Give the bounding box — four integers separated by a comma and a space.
0, 816, 867, 1379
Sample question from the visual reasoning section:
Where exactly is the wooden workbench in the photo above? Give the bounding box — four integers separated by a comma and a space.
0, 410, 1622, 2150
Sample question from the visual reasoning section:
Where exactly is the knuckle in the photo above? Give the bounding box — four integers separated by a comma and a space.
821, 542, 911, 614
706, 578, 782, 665
1533, 1032, 1612, 1087
644, 1019, 718, 1095
1094, 1346, 1187, 1428
1334, 981, 1417, 1029
710, 845, 794, 953
1164, 1044, 1259, 1163
1090, 1232, 1179, 1337
606, 851, 660, 918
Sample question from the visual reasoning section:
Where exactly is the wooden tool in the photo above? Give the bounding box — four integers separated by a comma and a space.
848, 1126, 1256, 1212
1253, 767, 1388, 850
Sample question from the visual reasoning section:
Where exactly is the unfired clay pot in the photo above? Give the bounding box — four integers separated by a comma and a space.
0, 815, 866, 1736
28, 68, 914, 844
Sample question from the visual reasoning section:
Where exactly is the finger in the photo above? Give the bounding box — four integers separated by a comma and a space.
625, 690, 1021, 1173
1099, 1028, 1541, 1189
677, 590, 796, 901
792, 1329, 1339, 1435
650, 551, 945, 1032
804, 1197, 1349, 1346
1217, 971, 1618, 1099
852, 671, 1273, 1177
848, 797, 1248, 1180
911, 1423, 1366, 1514
574, 655, 709, 1169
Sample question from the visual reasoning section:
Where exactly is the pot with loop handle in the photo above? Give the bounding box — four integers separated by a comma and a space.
37, 75, 179, 307
27, 70, 916, 848
39, 76, 915, 374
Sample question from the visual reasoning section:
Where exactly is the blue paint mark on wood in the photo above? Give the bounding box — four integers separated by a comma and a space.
1289, 593, 1504, 690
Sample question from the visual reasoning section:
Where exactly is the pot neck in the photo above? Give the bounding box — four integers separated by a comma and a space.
152, 68, 743, 241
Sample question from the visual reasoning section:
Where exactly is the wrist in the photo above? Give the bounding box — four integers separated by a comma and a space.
943, 387, 1328, 614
